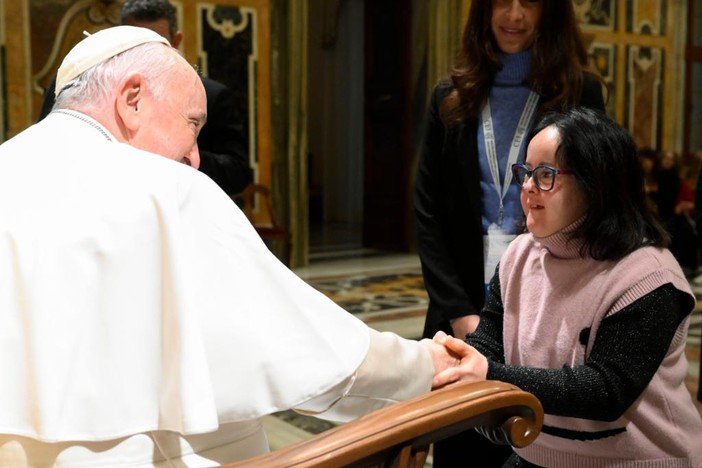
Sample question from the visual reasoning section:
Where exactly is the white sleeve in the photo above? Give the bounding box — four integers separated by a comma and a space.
292, 329, 434, 422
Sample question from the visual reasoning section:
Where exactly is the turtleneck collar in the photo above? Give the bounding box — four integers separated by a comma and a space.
495, 49, 532, 86
532, 217, 587, 259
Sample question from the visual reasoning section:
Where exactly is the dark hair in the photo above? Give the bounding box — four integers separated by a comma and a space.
120, 0, 178, 39
529, 107, 669, 260
441, 0, 601, 125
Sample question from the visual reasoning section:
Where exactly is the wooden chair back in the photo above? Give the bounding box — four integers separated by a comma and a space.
224, 380, 543, 467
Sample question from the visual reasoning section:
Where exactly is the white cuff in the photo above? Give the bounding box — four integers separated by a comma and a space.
293, 329, 433, 422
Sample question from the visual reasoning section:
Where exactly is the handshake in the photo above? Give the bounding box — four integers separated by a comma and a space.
421, 331, 488, 389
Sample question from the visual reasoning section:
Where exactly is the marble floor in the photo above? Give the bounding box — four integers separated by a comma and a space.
261, 247, 702, 459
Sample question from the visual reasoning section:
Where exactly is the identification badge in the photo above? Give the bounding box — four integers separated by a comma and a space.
483, 224, 516, 287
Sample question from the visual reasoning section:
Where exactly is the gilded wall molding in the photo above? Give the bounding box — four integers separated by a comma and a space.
33, 0, 120, 96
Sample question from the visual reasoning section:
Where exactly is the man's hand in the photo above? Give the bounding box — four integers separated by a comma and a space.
419, 338, 461, 389
431, 331, 488, 389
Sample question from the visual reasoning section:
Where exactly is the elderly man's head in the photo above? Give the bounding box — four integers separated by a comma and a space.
53, 26, 206, 168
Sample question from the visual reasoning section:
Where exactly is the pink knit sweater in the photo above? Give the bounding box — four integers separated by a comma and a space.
499, 229, 702, 467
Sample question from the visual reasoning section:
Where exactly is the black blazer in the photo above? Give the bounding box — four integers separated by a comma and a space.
414, 75, 605, 339
197, 76, 252, 195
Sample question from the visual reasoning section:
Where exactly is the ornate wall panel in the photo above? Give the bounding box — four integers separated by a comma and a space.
194, 2, 271, 187
589, 42, 617, 116
30, 0, 121, 120
628, 0, 666, 34
574, 0, 616, 31
578, 0, 683, 151
627, 45, 664, 148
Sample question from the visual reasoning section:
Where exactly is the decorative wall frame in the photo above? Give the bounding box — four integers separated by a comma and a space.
580, 0, 682, 150
588, 42, 617, 116
628, 0, 666, 35
575, 0, 616, 31
626, 45, 664, 148
184, 0, 271, 188
196, 3, 269, 187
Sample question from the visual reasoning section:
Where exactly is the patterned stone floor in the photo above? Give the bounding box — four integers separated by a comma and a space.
262, 253, 702, 455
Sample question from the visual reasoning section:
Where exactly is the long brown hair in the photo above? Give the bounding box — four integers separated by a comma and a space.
440, 0, 602, 126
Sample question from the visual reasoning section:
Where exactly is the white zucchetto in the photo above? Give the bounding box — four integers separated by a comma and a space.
55, 25, 169, 97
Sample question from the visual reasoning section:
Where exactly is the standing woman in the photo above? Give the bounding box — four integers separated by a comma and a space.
413, 0, 605, 464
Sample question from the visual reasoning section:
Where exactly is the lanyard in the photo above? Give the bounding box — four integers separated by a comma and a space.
481, 90, 539, 225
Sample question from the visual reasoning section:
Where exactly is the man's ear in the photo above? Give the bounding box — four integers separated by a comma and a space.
116, 72, 146, 133
171, 31, 184, 49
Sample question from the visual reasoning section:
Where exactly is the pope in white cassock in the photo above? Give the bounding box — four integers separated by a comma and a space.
0, 26, 453, 467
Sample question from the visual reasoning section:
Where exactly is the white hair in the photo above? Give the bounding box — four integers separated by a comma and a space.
54, 42, 182, 111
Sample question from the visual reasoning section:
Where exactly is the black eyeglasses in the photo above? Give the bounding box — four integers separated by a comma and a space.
511, 164, 575, 192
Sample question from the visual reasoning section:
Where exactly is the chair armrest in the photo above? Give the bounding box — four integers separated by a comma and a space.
224, 380, 543, 467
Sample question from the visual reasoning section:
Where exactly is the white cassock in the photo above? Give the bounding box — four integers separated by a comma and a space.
0, 112, 433, 467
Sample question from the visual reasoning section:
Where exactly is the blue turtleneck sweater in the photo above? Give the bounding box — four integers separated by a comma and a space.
477, 49, 533, 235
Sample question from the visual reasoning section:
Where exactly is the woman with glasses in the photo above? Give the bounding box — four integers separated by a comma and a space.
433, 107, 702, 467
413, 1, 605, 463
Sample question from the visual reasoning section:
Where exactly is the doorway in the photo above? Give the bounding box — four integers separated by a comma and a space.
307, 0, 413, 259
307, 0, 365, 259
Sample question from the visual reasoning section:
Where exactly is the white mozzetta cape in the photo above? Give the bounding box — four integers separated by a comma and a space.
0, 113, 423, 443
